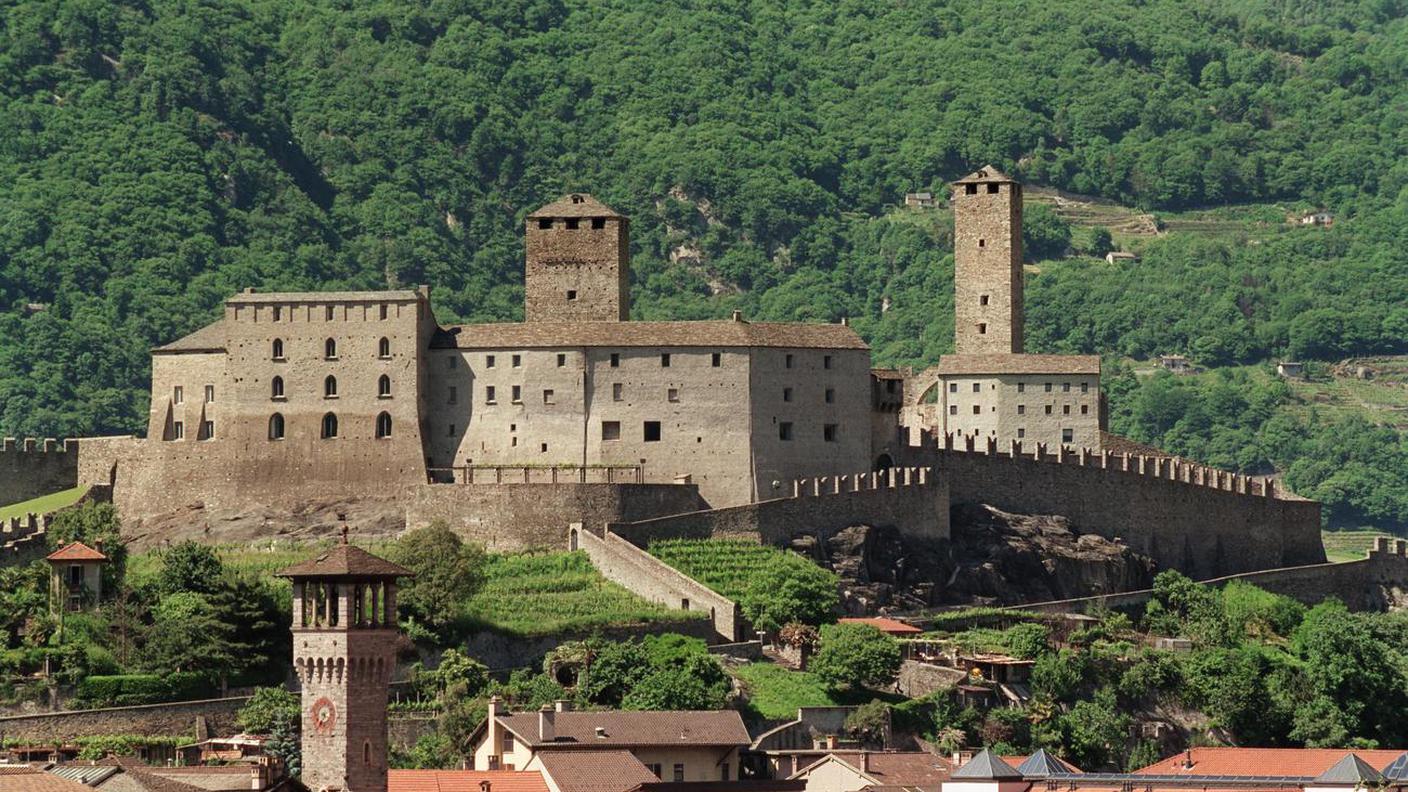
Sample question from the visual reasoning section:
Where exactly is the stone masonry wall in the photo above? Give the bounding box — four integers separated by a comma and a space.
0, 697, 249, 743
0, 438, 78, 506
406, 482, 706, 552
933, 438, 1324, 578
574, 526, 742, 641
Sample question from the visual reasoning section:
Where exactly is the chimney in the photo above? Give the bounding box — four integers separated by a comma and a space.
595, 726, 607, 739
840, 317, 849, 326
487, 696, 503, 759
554, 699, 572, 713
861, 751, 870, 772
538, 704, 555, 742
1182, 749, 1194, 770
731, 309, 744, 322
481, 782, 492, 792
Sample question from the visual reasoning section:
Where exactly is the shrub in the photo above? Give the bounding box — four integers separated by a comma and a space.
810, 623, 901, 690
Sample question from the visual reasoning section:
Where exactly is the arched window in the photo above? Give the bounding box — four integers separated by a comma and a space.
376, 412, 392, 439
322, 413, 338, 439
325, 338, 337, 359
378, 374, 391, 398
272, 339, 284, 360
269, 413, 285, 440
378, 337, 391, 358
271, 376, 284, 399
325, 375, 338, 398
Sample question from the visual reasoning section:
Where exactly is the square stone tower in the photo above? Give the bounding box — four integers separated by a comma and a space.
278, 532, 412, 792
525, 193, 629, 322
952, 167, 1023, 354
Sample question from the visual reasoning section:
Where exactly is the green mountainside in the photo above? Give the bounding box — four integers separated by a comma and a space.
3, 0, 1407, 529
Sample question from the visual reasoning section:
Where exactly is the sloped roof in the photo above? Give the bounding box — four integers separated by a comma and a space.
828, 752, 952, 788
1314, 754, 1385, 785
1133, 748, 1406, 777
837, 617, 923, 635
228, 289, 423, 304
1382, 752, 1408, 781
45, 542, 109, 562
951, 749, 1022, 780
1015, 749, 1078, 777
1098, 432, 1172, 458
433, 321, 868, 351
0, 766, 91, 792
953, 166, 1016, 184
275, 543, 412, 579
152, 321, 226, 354
933, 353, 1100, 376
389, 769, 551, 792
499, 710, 749, 748
528, 194, 625, 219
532, 750, 658, 792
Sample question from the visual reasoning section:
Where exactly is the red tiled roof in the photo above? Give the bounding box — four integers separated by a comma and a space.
498, 710, 750, 748
389, 769, 550, 792
0, 767, 91, 792
798, 752, 952, 788
838, 618, 923, 635
1133, 748, 1406, 777
276, 543, 412, 579
434, 320, 868, 351
532, 750, 658, 792
45, 542, 108, 562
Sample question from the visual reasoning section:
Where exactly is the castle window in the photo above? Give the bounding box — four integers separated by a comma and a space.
965, 184, 977, 195
379, 337, 391, 358
322, 413, 338, 438
449, 386, 458, 404
566, 290, 577, 301
273, 306, 282, 322
610, 353, 620, 367
272, 376, 285, 399
644, 421, 662, 442
324, 376, 338, 398
1081, 404, 1089, 415
541, 442, 548, 453
661, 353, 671, 367
668, 388, 679, 403
591, 218, 606, 230
825, 388, 834, 403
1082, 382, 1090, 393
200, 420, 214, 440
602, 421, 621, 441
511, 385, 522, 403
172, 421, 184, 440
978, 239, 985, 248
613, 383, 624, 401
949, 405, 957, 416
448, 424, 455, 436
1044, 382, 1053, 392
376, 412, 392, 439
711, 352, 721, 367
785, 354, 794, 369
378, 375, 392, 398
1017, 427, 1025, 438
778, 422, 793, 441
486, 355, 495, 368
269, 414, 285, 440
538, 218, 552, 230
380, 304, 388, 321
1017, 383, 1025, 393
1062, 428, 1074, 443
948, 383, 957, 393
1045, 405, 1053, 415
972, 405, 980, 415
823, 424, 838, 442
512, 354, 521, 367
980, 295, 989, 306
543, 389, 554, 404
783, 387, 793, 402
972, 383, 981, 393
987, 183, 1000, 194
326, 305, 335, 321
1017, 404, 1025, 415
485, 386, 496, 404
448, 356, 457, 369
978, 323, 987, 334
173, 386, 183, 404
204, 385, 215, 403
557, 354, 567, 367
565, 218, 580, 230
1062, 382, 1071, 392
364, 741, 372, 766
674, 765, 685, 782
1063, 404, 1071, 415
325, 338, 337, 359
823, 355, 832, 370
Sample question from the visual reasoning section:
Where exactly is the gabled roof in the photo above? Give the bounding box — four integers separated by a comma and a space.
837, 617, 923, 635
953, 166, 1016, 184
1133, 748, 1406, 778
0, 765, 91, 792
433, 320, 868, 351
1314, 754, 1385, 785
1382, 752, 1408, 781
951, 749, 1022, 780
389, 769, 551, 792
227, 289, 423, 304
532, 750, 658, 792
275, 542, 412, 579
499, 710, 750, 749
152, 321, 226, 354
1015, 749, 1077, 777
528, 194, 624, 219
933, 353, 1101, 376
45, 542, 109, 563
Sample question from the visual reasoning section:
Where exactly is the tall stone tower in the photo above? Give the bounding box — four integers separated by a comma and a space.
952, 167, 1024, 354
524, 193, 630, 322
278, 532, 411, 792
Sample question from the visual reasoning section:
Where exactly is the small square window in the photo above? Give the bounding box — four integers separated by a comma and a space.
610, 353, 620, 368
1017, 404, 1025, 415
778, 422, 793, 441
644, 421, 662, 442
972, 405, 981, 415
783, 387, 793, 402
541, 442, 548, 453
987, 183, 1000, 194
512, 354, 521, 368
613, 383, 624, 401
1044, 382, 1053, 392
978, 323, 987, 334
785, 354, 794, 369
485, 386, 497, 404
1045, 405, 1053, 415
668, 388, 679, 403
566, 290, 577, 301
823, 424, 837, 442
543, 389, 554, 404
201, 420, 215, 440
512, 385, 522, 403
949, 405, 957, 416
965, 183, 978, 195
980, 295, 989, 306
972, 383, 980, 393
1063, 382, 1071, 392
1017, 383, 1025, 393
537, 218, 552, 230
1082, 382, 1090, 393
948, 383, 957, 393
1062, 428, 1074, 443
447, 423, 455, 436
1081, 404, 1089, 415
486, 355, 495, 368
565, 218, 580, 230
1063, 405, 1071, 415
591, 218, 606, 230
661, 353, 671, 367
602, 421, 621, 441
1017, 427, 1026, 438
823, 355, 832, 370
557, 354, 567, 367
172, 421, 184, 440
825, 388, 835, 403
978, 239, 985, 248
711, 352, 721, 367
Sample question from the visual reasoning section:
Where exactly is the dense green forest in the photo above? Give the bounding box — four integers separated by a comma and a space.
3, 0, 1407, 528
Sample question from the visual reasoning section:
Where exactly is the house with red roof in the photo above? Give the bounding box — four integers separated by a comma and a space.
836, 618, 923, 637
45, 541, 109, 612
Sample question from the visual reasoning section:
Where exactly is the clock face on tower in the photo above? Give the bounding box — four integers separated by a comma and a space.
310, 696, 337, 735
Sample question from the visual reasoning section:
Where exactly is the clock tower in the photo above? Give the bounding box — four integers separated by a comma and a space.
278, 530, 411, 792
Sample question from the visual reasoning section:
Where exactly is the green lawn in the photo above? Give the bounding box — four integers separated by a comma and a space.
0, 486, 86, 522
463, 550, 702, 637
731, 662, 841, 719
127, 543, 319, 588
1321, 530, 1394, 563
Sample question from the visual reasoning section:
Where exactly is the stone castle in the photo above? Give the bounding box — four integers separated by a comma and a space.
6, 169, 1324, 583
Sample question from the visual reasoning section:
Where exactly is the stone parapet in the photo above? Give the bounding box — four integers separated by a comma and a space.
0, 437, 80, 509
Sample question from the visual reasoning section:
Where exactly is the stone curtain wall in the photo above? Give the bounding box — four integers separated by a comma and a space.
406, 482, 706, 551
608, 466, 950, 548
934, 438, 1324, 578
0, 696, 249, 743
573, 526, 742, 641
0, 438, 79, 506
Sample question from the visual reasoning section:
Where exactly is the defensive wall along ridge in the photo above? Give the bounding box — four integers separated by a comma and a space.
0, 437, 79, 507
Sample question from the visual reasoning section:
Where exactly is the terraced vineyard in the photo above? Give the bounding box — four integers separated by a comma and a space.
648, 539, 816, 600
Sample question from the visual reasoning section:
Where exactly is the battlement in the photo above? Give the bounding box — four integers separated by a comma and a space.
790, 465, 932, 498
1, 437, 77, 454
1369, 536, 1408, 559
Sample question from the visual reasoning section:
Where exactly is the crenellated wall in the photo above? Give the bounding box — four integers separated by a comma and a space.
928, 434, 1325, 578
0, 437, 79, 507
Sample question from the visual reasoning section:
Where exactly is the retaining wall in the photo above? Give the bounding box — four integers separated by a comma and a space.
0, 696, 249, 743
896, 660, 967, 698
0, 438, 79, 508
574, 525, 742, 641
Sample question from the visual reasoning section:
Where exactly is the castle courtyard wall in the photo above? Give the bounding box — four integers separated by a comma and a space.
0, 438, 78, 506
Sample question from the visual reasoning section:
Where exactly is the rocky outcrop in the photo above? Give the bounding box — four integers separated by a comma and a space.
791, 503, 1155, 613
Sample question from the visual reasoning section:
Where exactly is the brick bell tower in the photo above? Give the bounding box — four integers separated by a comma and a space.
278, 529, 412, 792
524, 193, 630, 322
952, 166, 1024, 354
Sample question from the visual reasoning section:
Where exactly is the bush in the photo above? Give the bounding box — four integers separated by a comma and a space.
739, 557, 839, 629
810, 623, 901, 690
388, 521, 487, 633
237, 687, 299, 733
75, 672, 212, 707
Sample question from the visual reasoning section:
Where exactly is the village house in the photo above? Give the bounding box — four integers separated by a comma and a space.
45, 541, 108, 613
1104, 251, 1137, 264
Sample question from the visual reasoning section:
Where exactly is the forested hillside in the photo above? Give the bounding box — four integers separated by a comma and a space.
3, 0, 1407, 528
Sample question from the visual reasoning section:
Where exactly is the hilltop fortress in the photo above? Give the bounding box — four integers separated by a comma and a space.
6, 169, 1325, 585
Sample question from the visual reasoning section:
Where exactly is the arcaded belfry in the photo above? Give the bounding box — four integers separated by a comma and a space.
278, 533, 411, 792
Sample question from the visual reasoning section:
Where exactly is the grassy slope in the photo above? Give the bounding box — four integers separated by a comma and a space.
1320, 530, 1393, 563
0, 486, 86, 522
648, 539, 809, 600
